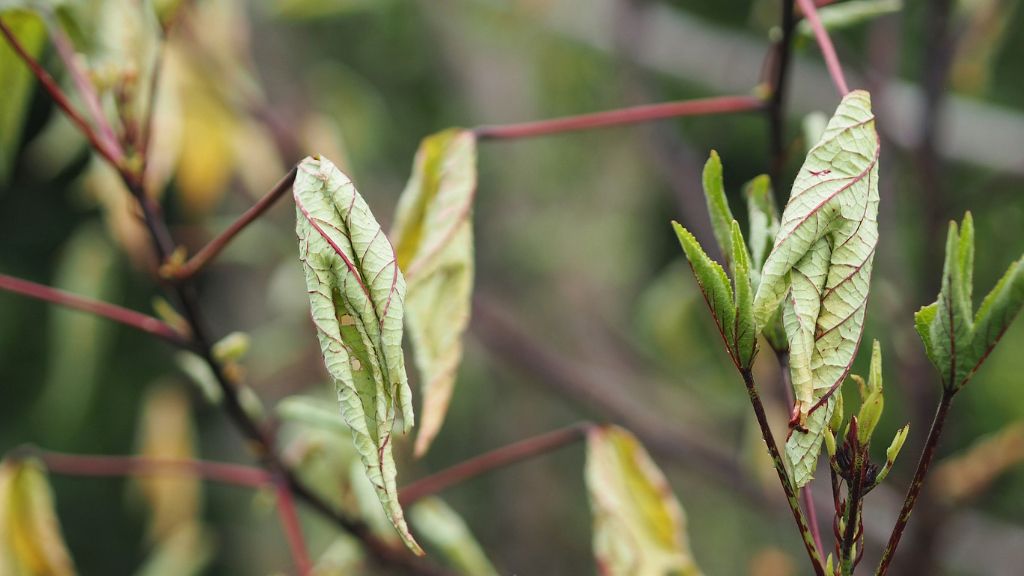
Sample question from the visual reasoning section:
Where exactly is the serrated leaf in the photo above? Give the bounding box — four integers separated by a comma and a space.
294, 155, 421, 555
585, 426, 703, 576
702, 150, 734, 262
752, 90, 880, 486
0, 10, 46, 185
673, 221, 737, 366
409, 498, 499, 576
796, 0, 902, 38
917, 212, 1024, 391
390, 129, 477, 457
730, 221, 757, 368
0, 458, 77, 576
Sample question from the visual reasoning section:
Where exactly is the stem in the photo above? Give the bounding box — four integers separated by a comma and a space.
875, 390, 954, 575
273, 475, 313, 576
741, 369, 826, 576
30, 449, 271, 488
473, 95, 766, 141
399, 422, 592, 506
767, 0, 797, 191
840, 451, 866, 574
795, 0, 850, 97
162, 167, 298, 282
0, 20, 122, 169
802, 485, 825, 557
0, 273, 191, 348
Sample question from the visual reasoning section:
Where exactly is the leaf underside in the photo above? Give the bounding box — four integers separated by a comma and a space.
585, 426, 703, 576
294, 155, 421, 555
753, 90, 880, 487
390, 129, 477, 457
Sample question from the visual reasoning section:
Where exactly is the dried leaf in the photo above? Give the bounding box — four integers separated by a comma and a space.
390, 129, 477, 456
294, 155, 421, 555
0, 458, 77, 576
753, 90, 880, 486
585, 426, 703, 576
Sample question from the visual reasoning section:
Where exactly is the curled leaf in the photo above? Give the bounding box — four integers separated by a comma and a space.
390, 129, 477, 457
753, 90, 880, 486
0, 458, 77, 576
294, 155, 421, 555
585, 426, 703, 576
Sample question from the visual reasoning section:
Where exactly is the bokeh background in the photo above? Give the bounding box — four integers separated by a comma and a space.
2, 0, 1024, 574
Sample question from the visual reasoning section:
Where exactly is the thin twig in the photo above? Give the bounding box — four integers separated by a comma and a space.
28, 449, 271, 488
0, 273, 191, 348
875, 390, 955, 575
273, 475, 313, 576
162, 166, 299, 282
0, 20, 122, 169
473, 95, 766, 140
400, 422, 592, 506
742, 369, 826, 576
795, 0, 850, 97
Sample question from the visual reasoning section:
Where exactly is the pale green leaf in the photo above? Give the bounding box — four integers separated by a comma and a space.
585, 426, 703, 576
0, 458, 77, 576
730, 221, 757, 369
673, 221, 736, 365
743, 174, 778, 281
294, 155, 421, 555
753, 90, 880, 486
856, 340, 885, 445
914, 302, 939, 371
390, 129, 477, 457
796, 0, 902, 38
133, 523, 213, 576
409, 498, 499, 576
0, 10, 45, 185
702, 150, 734, 262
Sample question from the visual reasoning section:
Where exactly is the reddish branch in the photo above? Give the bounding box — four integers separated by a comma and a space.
400, 423, 592, 506
0, 274, 191, 348
32, 450, 271, 488
273, 475, 313, 575
162, 166, 299, 282
795, 0, 851, 97
473, 95, 766, 140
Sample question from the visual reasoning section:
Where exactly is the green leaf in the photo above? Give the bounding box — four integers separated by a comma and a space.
856, 340, 885, 445
730, 221, 757, 369
0, 10, 46, 185
918, 212, 1024, 391
585, 426, 703, 576
0, 458, 77, 576
743, 174, 779, 281
796, 0, 902, 38
702, 150, 735, 262
752, 90, 880, 486
294, 155, 421, 555
673, 221, 736, 365
390, 129, 477, 457
409, 498, 499, 576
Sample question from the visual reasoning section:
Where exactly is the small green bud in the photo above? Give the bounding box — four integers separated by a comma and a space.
824, 427, 837, 457
213, 331, 251, 363
829, 389, 844, 431
886, 424, 910, 464
868, 339, 884, 393
857, 388, 884, 445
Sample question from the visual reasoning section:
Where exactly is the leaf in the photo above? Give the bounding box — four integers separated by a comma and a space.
917, 212, 1024, 391
0, 9, 46, 185
409, 498, 499, 576
585, 426, 703, 576
294, 155, 421, 555
390, 129, 477, 457
701, 150, 734, 262
743, 174, 779, 281
752, 90, 880, 486
730, 221, 757, 369
796, 0, 902, 38
133, 523, 213, 576
673, 222, 736, 365
0, 458, 77, 576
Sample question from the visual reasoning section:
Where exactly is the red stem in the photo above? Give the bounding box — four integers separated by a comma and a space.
399, 422, 592, 506
795, 0, 850, 97
273, 475, 313, 575
163, 166, 298, 282
0, 273, 191, 348
0, 20, 123, 169
32, 450, 270, 488
473, 95, 766, 140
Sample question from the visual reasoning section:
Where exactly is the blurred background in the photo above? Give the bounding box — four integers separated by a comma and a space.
2, 0, 1024, 574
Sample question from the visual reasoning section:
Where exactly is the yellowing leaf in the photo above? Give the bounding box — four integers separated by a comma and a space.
752, 90, 880, 486
585, 426, 703, 576
0, 458, 77, 576
294, 155, 421, 555
390, 129, 477, 456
